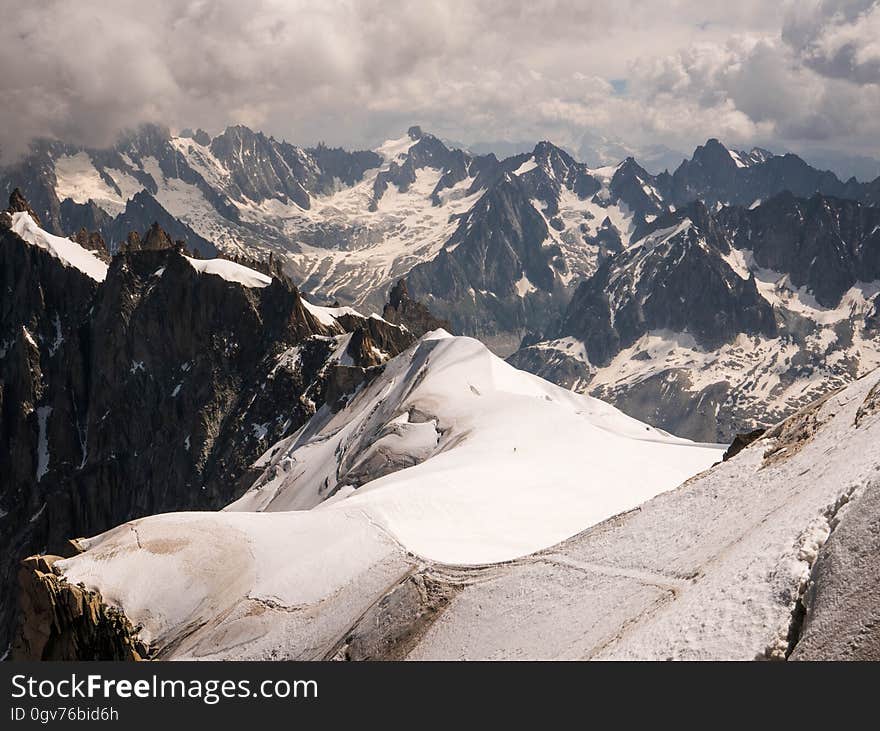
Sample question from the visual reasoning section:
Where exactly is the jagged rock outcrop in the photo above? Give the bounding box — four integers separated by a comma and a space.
504, 141, 601, 216
722, 428, 767, 461
7, 187, 43, 226
382, 279, 452, 337
0, 196, 425, 654
209, 125, 316, 209
406, 175, 562, 353
559, 207, 777, 366
104, 191, 216, 256
668, 138, 875, 208
13, 554, 146, 661
717, 192, 880, 307
510, 191, 880, 442
72, 227, 110, 261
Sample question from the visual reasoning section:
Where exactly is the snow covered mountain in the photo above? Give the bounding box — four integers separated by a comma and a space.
14, 345, 880, 660
12, 330, 724, 660
511, 195, 880, 441
5, 124, 877, 357
0, 196, 436, 654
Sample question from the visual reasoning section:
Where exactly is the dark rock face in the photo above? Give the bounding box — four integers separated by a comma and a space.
124, 221, 174, 251
382, 279, 452, 337
7, 188, 43, 226
0, 142, 69, 235
103, 191, 216, 256
722, 428, 767, 461
406, 175, 561, 351
209, 125, 316, 209
0, 205, 423, 653
669, 139, 878, 209
509, 190, 880, 441
509, 142, 602, 216
13, 555, 147, 661
608, 158, 666, 219
559, 208, 777, 366
307, 143, 382, 189
71, 228, 110, 261
717, 193, 880, 307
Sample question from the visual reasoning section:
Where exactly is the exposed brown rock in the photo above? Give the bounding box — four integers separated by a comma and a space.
762, 389, 838, 466
855, 379, 880, 427
329, 572, 457, 661
72, 227, 111, 262
382, 279, 452, 338
13, 555, 146, 661
7, 188, 42, 227
141, 222, 173, 250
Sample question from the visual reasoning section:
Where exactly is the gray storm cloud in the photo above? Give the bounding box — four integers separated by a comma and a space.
0, 0, 877, 172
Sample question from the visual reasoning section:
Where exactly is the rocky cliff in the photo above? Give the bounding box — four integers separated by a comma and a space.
0, 194, 425, 654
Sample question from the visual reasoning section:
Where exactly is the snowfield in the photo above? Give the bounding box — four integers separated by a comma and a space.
54, 332, 723, 659
47, 338, 880, 660
400, 370, 880, 660
228, 330, 723, 563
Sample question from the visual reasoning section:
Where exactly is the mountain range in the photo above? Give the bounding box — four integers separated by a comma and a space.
3, 119, 880, 660
3, 123, 880, 441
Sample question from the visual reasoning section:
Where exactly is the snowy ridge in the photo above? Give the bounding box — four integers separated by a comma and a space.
183, 255, 271, 288
400, 368, 880, 660
229, 332, 722, 563
50, 354, 880, 660
52, 334, 723, 659
10, 212, 108, 282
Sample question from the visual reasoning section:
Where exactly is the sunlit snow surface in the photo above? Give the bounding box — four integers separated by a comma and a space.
183, 255, 271, 288
228, 331, 722, 562
57, 333, 723, 658
10, 212, 108, 282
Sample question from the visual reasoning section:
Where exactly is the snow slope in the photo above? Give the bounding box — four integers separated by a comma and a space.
52, 351, 880, 661
53, 333, 723, 659
183, 255, 271, 288
228, 331, 723, 563
401, 369, 880, 660
10, 212, 108, 282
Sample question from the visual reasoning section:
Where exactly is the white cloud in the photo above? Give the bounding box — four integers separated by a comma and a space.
783, 0, 880, 84
0, 0, 876, 174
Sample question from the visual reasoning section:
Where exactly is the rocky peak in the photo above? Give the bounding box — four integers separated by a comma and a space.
306, 143, 382, 189
3, 188, 42, 228
0, 224, 429, 651
115, 123, 172, 159
718, 192, 880, 307
180, 127, 212, 146
692, 138, 739, 173
559, 215, 777, 364
140, 222, 175, 251
121, 222, 175, 253
371, 131, 463, 209
72, 228, 110, 261
608, 158, 666, 218
382, 278, 452, 337
741, 147, 774, 165
209, 125, 314, 208
511, 142, 601, 215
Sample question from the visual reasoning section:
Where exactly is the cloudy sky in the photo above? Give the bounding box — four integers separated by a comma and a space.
2, 0, 880, 177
